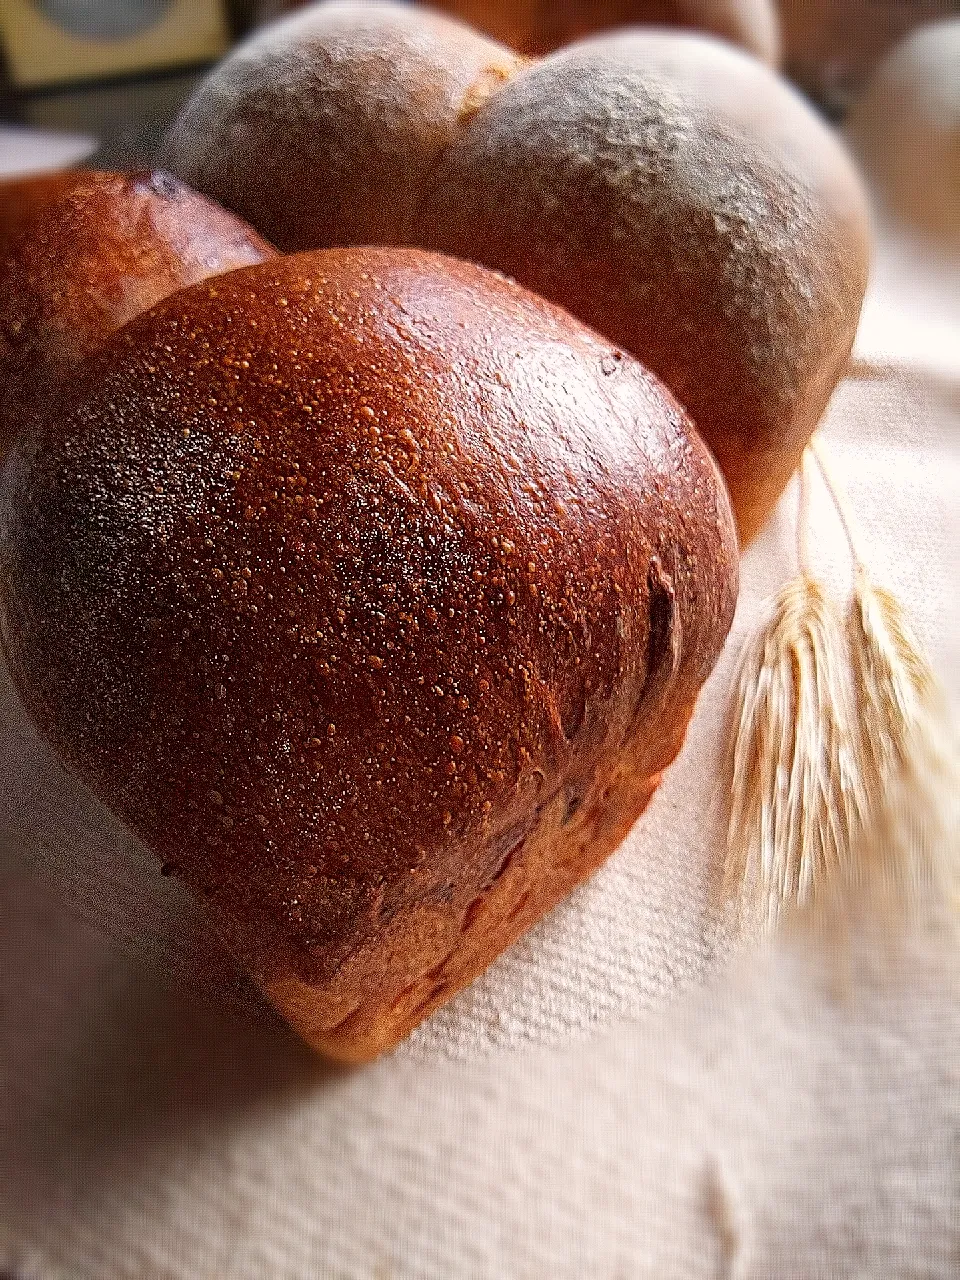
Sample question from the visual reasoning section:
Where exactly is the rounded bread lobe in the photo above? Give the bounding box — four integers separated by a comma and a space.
160, 1, 526, 252
0, 169, 276, 456
1, 247, 737, 1009
414, 31, 872, 541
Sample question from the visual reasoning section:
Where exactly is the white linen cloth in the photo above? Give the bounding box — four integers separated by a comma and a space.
0, 130, 958, 1276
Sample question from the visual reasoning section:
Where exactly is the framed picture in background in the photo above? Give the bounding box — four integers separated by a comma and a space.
0, 0, 229, 87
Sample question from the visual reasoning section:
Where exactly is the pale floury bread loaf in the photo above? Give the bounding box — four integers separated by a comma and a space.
161, 6, 871, 543
161, 1, 526, 252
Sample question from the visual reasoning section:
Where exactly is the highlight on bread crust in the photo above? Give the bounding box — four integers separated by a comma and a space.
0, 170, 85, 259
161, 6, 871, 543
0, 247, 739, 1061
0, 169, 276, 458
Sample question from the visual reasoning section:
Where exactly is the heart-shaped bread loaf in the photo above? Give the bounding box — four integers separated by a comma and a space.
0, 247, 738, 1060
162, 2, 872, 543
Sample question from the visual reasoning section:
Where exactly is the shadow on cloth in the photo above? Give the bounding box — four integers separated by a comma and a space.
0, 861, 347, 1245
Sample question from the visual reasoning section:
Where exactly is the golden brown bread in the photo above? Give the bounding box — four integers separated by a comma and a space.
0, 170, 84, 259
0, 247, 738, 1060
0, 169, 276, 458
161, 7, 871, 543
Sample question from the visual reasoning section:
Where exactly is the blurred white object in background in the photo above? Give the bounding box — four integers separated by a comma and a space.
38, 0, 174, 40
0, 124, 97, 176
845, 19, 960, 378
846, 19, 960, 249
780, 0, 959, 113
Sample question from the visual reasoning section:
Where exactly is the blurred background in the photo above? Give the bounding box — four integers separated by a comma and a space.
0, 6, 957, 1278
0, 0, 958, 170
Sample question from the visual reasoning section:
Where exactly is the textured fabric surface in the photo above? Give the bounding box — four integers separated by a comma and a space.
0, 138, 958, 1275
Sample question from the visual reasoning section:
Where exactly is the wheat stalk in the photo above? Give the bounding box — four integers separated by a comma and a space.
811, 437, 958, 871
726, 437, 958, 931
726, 573, 861, 930
845, 548, 959, 910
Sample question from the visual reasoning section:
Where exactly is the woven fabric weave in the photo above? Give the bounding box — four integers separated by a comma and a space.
1, 134, 957, 1275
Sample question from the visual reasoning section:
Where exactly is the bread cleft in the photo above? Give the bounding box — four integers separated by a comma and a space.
0, 247, 738, 1060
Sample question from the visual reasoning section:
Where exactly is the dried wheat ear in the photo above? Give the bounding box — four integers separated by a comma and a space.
726, 439, 960, 932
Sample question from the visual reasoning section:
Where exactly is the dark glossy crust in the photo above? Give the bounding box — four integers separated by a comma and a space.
0, 169, 275, 456
1, 247, 738, 1057
0, 170, 85, 259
